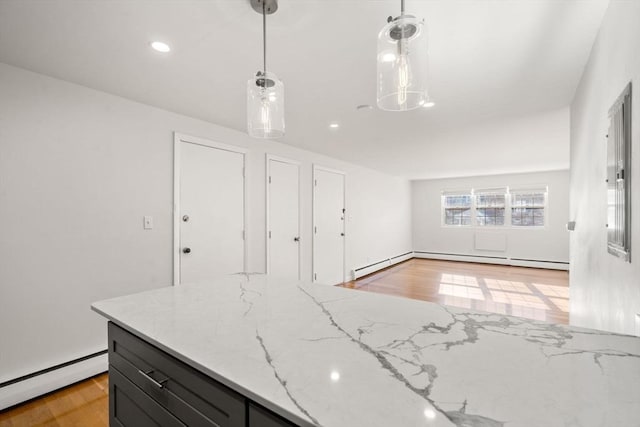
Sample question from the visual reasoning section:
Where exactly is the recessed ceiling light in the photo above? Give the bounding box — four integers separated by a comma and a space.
329, 123, 339, 129
151, 41, 171, 53
423, 101, 436, 108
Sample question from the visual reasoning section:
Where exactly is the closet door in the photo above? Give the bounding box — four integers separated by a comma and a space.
267, 156, 300, 279
313, 166, 345, 285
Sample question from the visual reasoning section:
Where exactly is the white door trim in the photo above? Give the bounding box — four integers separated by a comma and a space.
312, 164, 347, 284
265, 154, 301, 279
173, 132, 248, 285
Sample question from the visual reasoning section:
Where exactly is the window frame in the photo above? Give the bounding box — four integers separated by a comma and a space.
440, 187, 549, 229
441, 191, 474, 227
509, 189, 548, 229
606, 82, 632, 262
474, 188, 508, 227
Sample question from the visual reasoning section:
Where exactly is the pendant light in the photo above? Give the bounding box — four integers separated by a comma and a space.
247, 0, 284, 138
377, 0, 429, 111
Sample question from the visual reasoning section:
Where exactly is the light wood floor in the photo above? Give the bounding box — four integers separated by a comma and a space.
0, 374, 108, 427
341, 258, 569, 324
0, 259, 569, 425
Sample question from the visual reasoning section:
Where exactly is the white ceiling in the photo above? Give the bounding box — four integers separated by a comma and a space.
0, 0, 609, 179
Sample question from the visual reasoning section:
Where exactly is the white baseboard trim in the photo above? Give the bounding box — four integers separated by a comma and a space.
352, 252, 414, 280
413, 251, 569, 271
508, 258, 570, 270
390, 252, 414, 265
0, 352, 108, 410
349, 250, 568, 281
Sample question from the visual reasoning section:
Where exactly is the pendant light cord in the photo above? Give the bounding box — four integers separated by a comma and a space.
400, 0, 405, 15
262, 2, 267, 76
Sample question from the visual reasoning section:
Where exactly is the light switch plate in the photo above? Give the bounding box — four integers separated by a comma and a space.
144, 216, 153, 230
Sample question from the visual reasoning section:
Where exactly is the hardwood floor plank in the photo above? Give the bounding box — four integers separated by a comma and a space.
0, 373, 108, 427
340, 258, 569, 325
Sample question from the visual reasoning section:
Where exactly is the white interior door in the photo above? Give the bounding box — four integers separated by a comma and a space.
313, 167, 345, 285
267, 157, 300, 279
176, 137, 245, 284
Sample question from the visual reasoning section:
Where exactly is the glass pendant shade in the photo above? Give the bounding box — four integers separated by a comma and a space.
247, 71, 285, 139
377, 14, 428, 111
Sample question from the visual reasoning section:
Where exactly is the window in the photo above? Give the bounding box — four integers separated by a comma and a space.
442, 193, 472, 226
440, 187, 549, 228
607, 82, 631, 261
511, 191, 546, 227
475, 190, 506, 226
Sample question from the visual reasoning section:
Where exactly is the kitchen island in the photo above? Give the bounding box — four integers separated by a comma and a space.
92, 273, 640, 427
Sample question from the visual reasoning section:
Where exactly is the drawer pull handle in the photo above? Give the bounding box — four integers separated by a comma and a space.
138, 369, 169, 389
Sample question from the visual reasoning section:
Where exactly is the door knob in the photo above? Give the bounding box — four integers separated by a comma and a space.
182, 215, 189, 222
182, 247, 191, 254
294, 237, 300, 242
340, 233, 345, 236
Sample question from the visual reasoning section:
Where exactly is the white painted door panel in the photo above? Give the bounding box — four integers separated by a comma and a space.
313, 168, 345, 285
268, 159, 300, 279
179, 142, 244, 283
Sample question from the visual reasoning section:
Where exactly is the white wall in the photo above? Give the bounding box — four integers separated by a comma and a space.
412, 170, 570, 264
0, 63, 412, 388
569, 1, 640, 335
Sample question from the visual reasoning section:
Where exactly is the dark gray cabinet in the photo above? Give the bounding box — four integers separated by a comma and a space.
110, 368, 185, 427
108, 322, 298, 427
249, 403, 298, 427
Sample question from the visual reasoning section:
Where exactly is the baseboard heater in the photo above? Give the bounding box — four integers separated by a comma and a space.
0, 349, 108, 411
352, 252, 414, 279
414, 251, 569, 270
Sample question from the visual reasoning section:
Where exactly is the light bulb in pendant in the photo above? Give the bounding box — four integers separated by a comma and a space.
260, 95, 271, 133
396, 41, 411, 106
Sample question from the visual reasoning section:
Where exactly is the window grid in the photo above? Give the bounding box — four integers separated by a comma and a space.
511, 193, 546, 227
443, 194, 472, 226
441, 189, 547, 228
475, 193, 506, 226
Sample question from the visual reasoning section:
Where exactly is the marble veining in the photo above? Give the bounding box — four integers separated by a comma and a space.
92, 274, 640, 427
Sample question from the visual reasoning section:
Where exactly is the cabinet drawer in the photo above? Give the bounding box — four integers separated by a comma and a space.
249, 403, 298, 427
110, 366, 185, 427
109, 322, 245, 427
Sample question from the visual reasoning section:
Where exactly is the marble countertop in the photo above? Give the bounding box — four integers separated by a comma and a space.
92, 274, 640, 427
